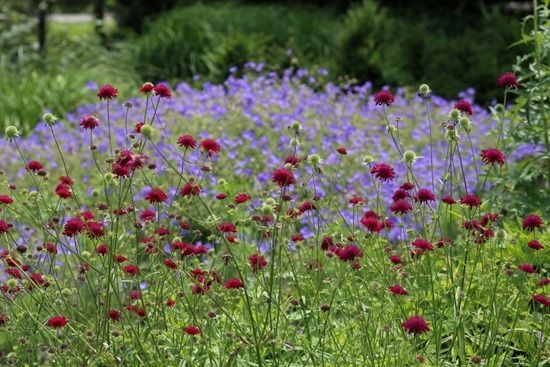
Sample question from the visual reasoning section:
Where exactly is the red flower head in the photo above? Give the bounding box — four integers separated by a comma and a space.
532, 294, 550, 308
272, 167, 296, 187
224, 278, 244, 289
389, 284, 408, 295
97, 84, 118, 100
200, 139, 221, 157
45, 243, 57, 254
235, 192, 251, 204
336, 146, 347, 155
389, 255, 402, 264
54, 184, 71, 199
390, 199, 412, 215
403, 315, 430, 335
528, 240, 544, 251
248, 253, 268, 272
216, 193, 227, 200
85, 221, 105, 238
497, 72, 519, 89
337, 244, 364, 262
411, 238, 433, 252
108, 309, 121, 322
441, 196, 456, 205
26, 160, 44, 172
371, 163, 395, 182
163, 258, 177, 270
400, 182, 414, 191
453, 100, 473, 116
392, 189, 409, 201
79, 115, 100, 130
0, 195, 14, 205
145, 188, 168, 204
522, 214, 544, 231
63, 217, 85, 237
284, 155, 300, 167
480, 148, 505, 166
180, 182, 201, 197
47, 316, 68, 329
139, 82, 154, 94
177, 134, 197, 149
518, 263, 537, 274
184, 325, 200, 336
153, 83, 172, 98
460, 194, 481, 208
415, 188, 435, 204
374, 90, 395, 106
123, 264, 140, 276
96, 243, 109, 255
360, 213, 383, 233
218, 222, 237, 233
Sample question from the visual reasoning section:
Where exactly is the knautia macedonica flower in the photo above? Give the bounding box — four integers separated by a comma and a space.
497, 72, 519, 88
480, 148, 505, 166
374, 90, 395, 106
97, 84, 118, 100
403, 315, 430, 335
522, 214, 544, 231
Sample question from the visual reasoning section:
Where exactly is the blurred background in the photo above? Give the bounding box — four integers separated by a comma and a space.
1, 0, 532, 130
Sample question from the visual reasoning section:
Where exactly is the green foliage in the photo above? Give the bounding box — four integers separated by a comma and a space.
134, 3, 339, 83
501, 1, 550, 216
339, 0, 525, 103
0, 37, 138, 132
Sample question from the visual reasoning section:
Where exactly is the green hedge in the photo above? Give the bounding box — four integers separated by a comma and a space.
135, 1, 525, 103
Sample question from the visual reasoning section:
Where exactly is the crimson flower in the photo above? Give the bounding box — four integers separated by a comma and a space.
97, 84, 118, 100
200, 139, 221, 156
153, 83, 172, 98
235, 192, 251, 204
224, 278, 244, 289
411, 238, 433, 251
272, 167, 296, 187
390, 200, 412, 215
403, 315, 430, 335
123, 265, 140, 276
371, 163, 395, 182
145, 188, 168, 204
522, 214, 544, 231
460, 194, 481, 208
47, 316, 68, 329
453, 100, 473, 115
26, 160, 44, 172
389, 284, 408, 295
532, 294, 550, 308
518, 263, 536, 274
248, 253, 268, 272
374, 90, 395, 106
177, 134, 197, 149
0, 195, 14, 205
184, 325, 200, 335
527, 240, 544, 251
497, 72, 519, 88
480, 148, 505, 166
79, 115, 100, 130
415, 188, 435, 203
108, 309, 121, 322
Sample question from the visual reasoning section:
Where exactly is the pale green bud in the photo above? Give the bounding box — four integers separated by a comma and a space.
290, 121, 302, 132
43, 113, 58, 126
307, 154, 323, 167
418, 83, 431, 98
459, 117, 472, 132
4, 126, 20, 139
448, 109, 460, 120
140, 124, 155, 139
290, 138, 300, 148
403, 150, 418, 164
363, 155, 375, 164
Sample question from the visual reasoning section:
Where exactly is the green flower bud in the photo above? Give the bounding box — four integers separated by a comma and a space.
81, 251, 91, 258
386, 124, 397, 133
445, 128, 459, 141
459, 117, 472, 132
140, 124, 155, 139
217, 178, 227, 187
495, 229, 506, 242
363, 155, 375, 164
261, 204, 274, 215
91, 188, 100, 197
7, 279, 18, 288
307, 154, 323, 167
265, 197, 276, 206
418, 83, 431, 98
4, 126, 20, 139
43, 113, 58, 126
290, 138, 300, 148
61, 288, 73, 297
290, 121, 302, 132
495, 104, 505, 114
172, 236, 182, 243
403, 150, 417, 164
448, 109, 460, 120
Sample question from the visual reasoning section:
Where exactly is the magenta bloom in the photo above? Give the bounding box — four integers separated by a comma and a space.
390, 199, 412, 215
337, 244, 364, 262
454, 99, 473, 115
480, 148, 505, 166
371, 163, 395, 182
97, 84, 118, 100
522, 214, 544, 231
224, 278, 244, 289
460, 194, 481, 208
497, 72, 519, 88
403, 315, 430, 335
272, 167, 296, 187
373, 90, 395, 106
389, 284, 408, 295
411, 238, 433, 251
